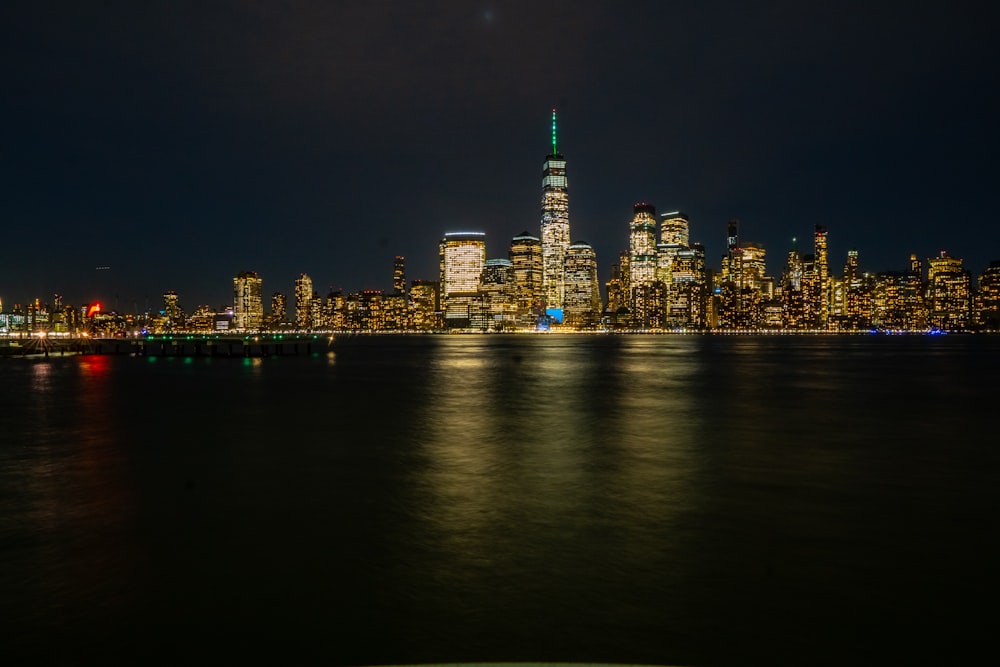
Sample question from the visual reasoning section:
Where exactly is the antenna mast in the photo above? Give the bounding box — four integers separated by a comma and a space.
551, 108, 558, 155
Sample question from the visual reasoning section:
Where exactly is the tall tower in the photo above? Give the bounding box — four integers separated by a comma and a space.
540, 109, 570, 311
564, 241, 601, 327
629, 203, 659, 328
814, 225, 830, 327
233, 271, 263, 331
509, 231, 543, 324
393, 256, 406, 296
295, 273, 313, 329
629, 203, 658, 287
163, 290, 182, 326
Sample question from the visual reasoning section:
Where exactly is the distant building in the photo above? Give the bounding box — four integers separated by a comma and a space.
563, 241, 601, 327
510, 231, 543, 327
476, 258, 517, 330
232, 271, 263, 331
927, 250, 971, 330
295, 273, 313, 329
409, 280, 441, 331
267, 292, 287, 330
393, 256, 406, 296
439, 232, 486, 328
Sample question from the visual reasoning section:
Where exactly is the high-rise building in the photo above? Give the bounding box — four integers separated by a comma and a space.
975, 260, 1000, 329
477, 258, 518, 330
563, 241, 601, 327
268, 292, 286, 329
667, 244, 708, 328
813, 225, 830, 327
409, 280, 441, 331
629, 203, 660, 328
439, 232, 486, 328
393, 256, 406, 296
295, 273, 313, 329
660, 211, 689, 246
163, 290, 182, 327
232, 271, 263, 331
509, 231, 543, 325
604, 250, 630, 326
540, 109, 570, 310
927, 250, 971, 330
629, 203, 658, 288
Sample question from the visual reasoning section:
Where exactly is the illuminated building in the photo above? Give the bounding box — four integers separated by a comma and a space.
563, 241, 601, 328
540, 109, 570, 310
509, 232, 543, 326
604, 251, 630, 327
267, 292, 286, 330
476, 259, 517, 330
358, 290, 385, 331
384, 292, 408, 330
780, 242, 807, 328
295, 273, 313, 329
718, 222, 766, 328
439, 232, 486, 328
188, 305, 215, 332
975, 260, 1000, 329
660, 211, 689, 246
393, 256, 406, 296
232, 271, 263, 331
629, 203, 658, 287
812, 225, 830, 327
311, 292, 324, 329
163, 290, 182, 328
326, 290, 345, 330
629, 203, 659, 327
667, 244, 707, 327
872, 271, 925, 330
927, 250, 971, 330
409, 280, 441, 331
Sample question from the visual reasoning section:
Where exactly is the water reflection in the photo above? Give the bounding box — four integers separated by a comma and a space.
409, 335, 709, 633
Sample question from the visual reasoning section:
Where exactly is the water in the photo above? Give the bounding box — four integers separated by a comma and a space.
2, 334, 998, 666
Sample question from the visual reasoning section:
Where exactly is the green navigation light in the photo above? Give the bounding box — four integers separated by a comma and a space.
551, 108, 557, 155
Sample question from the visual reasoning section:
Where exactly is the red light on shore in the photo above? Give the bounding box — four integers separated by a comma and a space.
87, 303, 102, 317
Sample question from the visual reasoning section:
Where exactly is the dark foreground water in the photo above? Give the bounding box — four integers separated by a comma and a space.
2, 334, 999, 666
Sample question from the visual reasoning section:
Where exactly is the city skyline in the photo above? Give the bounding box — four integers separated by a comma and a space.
3, 2, 999, 308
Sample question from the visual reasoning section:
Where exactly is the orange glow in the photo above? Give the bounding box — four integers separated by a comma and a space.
87, 303, 102, 317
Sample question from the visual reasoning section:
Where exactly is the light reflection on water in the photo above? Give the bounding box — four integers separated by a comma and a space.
1, 335, 999, 666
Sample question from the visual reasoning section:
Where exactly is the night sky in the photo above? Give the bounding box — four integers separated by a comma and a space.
3, 1, 999, 311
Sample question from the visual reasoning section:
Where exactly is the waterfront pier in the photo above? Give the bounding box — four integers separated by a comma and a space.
0, 333, 330, 358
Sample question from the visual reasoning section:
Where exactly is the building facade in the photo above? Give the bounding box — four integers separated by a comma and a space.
540, 109, 570, 311
232, 270, 263, 331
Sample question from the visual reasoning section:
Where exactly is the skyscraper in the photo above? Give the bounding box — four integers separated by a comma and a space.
268, 292, 286, 330
660, 211, 689, 246
927, 250, 971, 330
439, 232, 486, 328
163, 290, 181, 327
563, 241, 601, 327
813, 224, 830, 327
509, 231, 543, 325
295, 273, 313, 329
393, 256, 406, 296
477, 258, 517, 330
232, 271, 263, 331
629, 203, 660, 328
629, 203, 658, 287
540, 109, 570, 311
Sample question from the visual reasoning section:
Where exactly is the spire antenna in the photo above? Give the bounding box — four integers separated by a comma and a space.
551, 108, 557, 155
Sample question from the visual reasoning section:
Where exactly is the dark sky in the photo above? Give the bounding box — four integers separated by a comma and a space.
3, 0, 999, 311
